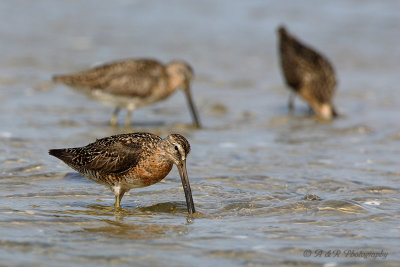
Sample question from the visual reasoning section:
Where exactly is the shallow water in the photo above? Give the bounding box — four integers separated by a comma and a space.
1, 0, 400, 266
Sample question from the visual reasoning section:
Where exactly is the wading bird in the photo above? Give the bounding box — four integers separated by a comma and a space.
278, 26, 338, 120
53, 59, 201, 127
49, 132, 195, 214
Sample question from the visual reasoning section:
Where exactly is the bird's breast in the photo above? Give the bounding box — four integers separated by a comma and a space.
124, 153, 173, 188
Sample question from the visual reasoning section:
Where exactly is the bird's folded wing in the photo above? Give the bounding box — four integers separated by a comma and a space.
55, 60, 166, 98
57, 138, 144, 175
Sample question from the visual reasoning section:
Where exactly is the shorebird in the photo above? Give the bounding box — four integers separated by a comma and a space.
53, 59, 201, 127
278, 26, 338, 120
49, 132, 195, 214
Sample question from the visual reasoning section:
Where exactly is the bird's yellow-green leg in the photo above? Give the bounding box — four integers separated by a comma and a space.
114, 195, 121, 208
114, 191, 126, 208
110, 107, 120, 126
288, 92, 295, 111
125, 111, 132, 126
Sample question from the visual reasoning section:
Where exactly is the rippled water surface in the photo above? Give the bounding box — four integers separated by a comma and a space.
1, 1, 399, 266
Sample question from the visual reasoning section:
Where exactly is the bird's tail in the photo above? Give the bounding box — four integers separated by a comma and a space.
52, 75, 69, 83
49, 148, 68, 160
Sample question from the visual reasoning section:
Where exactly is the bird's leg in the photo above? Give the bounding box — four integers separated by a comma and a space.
114, 190, 126, 209
114, 194, 121, 208
308, 105, 314, 114
288, 92, 295, 112
125, 111, 132, 126
110, 107, 120, 126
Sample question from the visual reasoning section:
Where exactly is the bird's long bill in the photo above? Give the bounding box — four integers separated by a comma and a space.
177, 160, 195, 214
184, 87, 201, 128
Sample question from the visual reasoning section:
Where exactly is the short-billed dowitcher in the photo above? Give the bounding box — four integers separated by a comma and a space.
49, 133, 195, 214
278, 26, 338, 120
53, 59, 201, 128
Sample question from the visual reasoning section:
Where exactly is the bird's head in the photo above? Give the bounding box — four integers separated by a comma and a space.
166, 61, 194, 92
161, 134, 191, 165
166, 61, 201, 128
160, 134, 195, 214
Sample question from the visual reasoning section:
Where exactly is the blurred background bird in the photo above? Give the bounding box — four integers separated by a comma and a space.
53, 59, 201, 128
278, 26, 338, 120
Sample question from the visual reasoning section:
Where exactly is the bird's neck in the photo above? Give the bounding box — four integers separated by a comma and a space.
167, 75, 184, 93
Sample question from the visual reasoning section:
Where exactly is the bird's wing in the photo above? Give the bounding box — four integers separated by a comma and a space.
104, 68, 166, 98
280, 35, 307, 90
293, 44, 336, 102
53, 59, 167, 98
280, 34, 336, 98
50, 133, 161, 174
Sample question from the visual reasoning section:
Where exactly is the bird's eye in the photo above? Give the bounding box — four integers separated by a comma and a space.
174, 145, 179, 152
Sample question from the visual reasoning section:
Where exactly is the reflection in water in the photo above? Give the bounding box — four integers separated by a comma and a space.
83, 220, 188, 240
137, 201, 190, 214
60, 203, 194, 240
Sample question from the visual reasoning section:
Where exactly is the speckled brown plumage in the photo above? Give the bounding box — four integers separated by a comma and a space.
53, 59, 201, 127
278, 26, 338, 120
49, 132, 195, 214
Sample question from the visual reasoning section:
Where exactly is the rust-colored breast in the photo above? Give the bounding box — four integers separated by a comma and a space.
123, 153, 173, 188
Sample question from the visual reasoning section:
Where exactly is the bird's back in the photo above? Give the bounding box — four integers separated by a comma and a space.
53, 59, 167, 98
278, 27, 336, 102
49, 133, 161, 177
